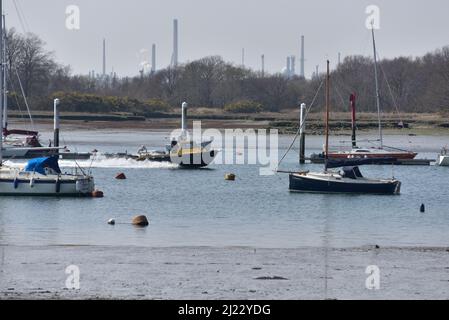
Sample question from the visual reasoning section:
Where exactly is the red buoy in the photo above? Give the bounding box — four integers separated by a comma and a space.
115, 173, 127, 180
91, 190, 104, 198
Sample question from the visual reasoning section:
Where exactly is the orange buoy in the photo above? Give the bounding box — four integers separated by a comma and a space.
132, 215, 149, 227
91, 190, 104, 198
115, 173, 127, 180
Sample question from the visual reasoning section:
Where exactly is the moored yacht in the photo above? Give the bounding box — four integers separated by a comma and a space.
289, 61, 401, 195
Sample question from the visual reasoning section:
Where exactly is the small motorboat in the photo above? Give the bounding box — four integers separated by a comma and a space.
137, 102, 218, 168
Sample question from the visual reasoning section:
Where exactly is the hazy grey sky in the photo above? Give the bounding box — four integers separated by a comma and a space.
4, 0, 449, 77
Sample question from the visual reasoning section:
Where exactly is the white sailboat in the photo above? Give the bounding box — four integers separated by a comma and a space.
327, 27, 417, 160
1, 12, 63, 159
0, 2, 96, 197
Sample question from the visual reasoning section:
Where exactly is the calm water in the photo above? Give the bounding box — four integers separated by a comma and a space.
0, 129, 448, 248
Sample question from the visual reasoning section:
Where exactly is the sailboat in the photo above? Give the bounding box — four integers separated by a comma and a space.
0, 3, 96, 197
327, 27, 417, 161
0, 13, 63, 159
289, 61, 401, 195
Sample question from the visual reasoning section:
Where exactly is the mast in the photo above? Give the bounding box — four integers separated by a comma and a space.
350, 93, 357, 148
324, 60, 330, 171
371, 26, 383, 148
0, 0, 3, 165
2, 13, 6, 131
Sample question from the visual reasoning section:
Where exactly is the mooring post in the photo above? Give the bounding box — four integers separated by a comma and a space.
299, 103, 306, 164
54, 98, 60, 147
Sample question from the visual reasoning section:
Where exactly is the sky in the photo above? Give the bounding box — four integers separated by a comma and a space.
3, 0, 449, 78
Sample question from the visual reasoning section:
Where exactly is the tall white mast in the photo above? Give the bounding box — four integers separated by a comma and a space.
0, 0, 3, 164
2, 13, 7, 130
371, 26, 383, 148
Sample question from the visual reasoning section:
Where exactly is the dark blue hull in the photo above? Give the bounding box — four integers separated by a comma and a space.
289, 174, 401, 195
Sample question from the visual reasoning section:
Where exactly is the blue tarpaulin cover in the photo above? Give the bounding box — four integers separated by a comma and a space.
25, 157, 61, 175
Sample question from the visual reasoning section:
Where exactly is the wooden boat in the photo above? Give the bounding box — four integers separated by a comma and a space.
289, 61, 401, 195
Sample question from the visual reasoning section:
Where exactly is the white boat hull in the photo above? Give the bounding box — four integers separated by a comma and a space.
0, 169, 95, 196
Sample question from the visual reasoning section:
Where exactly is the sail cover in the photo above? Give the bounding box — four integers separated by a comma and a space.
25, 157, 62, 175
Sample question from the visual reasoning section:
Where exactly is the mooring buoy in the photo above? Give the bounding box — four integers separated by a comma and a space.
108, 219, 116, 225
132, 215, 149, 227
420, 204, 425, 213
92, 190, 104, 198
115, 173, 127, 180
225, 173, 236, 181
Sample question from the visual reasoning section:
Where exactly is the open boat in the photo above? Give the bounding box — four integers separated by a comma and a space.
289, 61, 401, 195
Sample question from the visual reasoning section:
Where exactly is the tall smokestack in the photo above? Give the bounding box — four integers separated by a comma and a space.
291, 56, 296, 76
102, 38, 106, 76
242, 48, 245, 67
173, 19, 178, 67
300, 35, 305, 78
152, 44, 156, 73
261, 54, 265, 77
286, 56, 291, 77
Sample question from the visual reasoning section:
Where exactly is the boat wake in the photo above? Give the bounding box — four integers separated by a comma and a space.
4, 154, 179, 170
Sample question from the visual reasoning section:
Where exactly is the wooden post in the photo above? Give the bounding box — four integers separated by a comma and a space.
54, 99, 60, 147
299, 103, 306, 164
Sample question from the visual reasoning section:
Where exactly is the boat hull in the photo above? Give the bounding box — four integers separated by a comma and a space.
327, 151, 417, 160
0, 176, 95, 197
170, 150, 218, 168
289, 173, 401, 195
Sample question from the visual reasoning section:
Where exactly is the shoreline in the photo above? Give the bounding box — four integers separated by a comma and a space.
1, 245, 449, 300
8, 117, 449, 136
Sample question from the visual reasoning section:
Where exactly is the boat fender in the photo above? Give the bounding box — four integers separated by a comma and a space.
30, 178, 35, 188
55, 178, 61, 193
13, 178, 19, 189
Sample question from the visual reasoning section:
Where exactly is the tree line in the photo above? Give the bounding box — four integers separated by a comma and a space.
5, 28, 449, 115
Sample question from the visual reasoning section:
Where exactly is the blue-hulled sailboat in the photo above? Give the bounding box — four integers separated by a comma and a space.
289, 61, 401, 195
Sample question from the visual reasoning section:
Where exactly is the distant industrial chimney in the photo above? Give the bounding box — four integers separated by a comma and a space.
102, 38, 106, 76
172, 19, 178, 67
290, 56, 296, 76
261, 54, 265, 77
286, 56, 291, 77
300, 35, 305, 78
152, 44, 156, 73
242, 48, 245, 67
